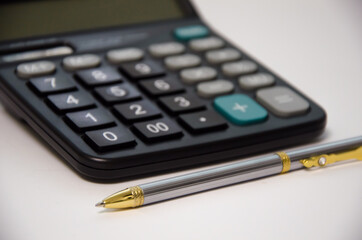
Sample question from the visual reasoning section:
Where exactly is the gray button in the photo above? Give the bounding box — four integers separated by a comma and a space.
222, 60, 257, 77
256, 86, 310, 117
239, 73, 275, 90
197, 79, 234, 98
205, 48, 241, 65
164, 54, 201, 70
17, 60, 56, 78
180, 66, 217, 84
63, 54, 101, 71
149, 42, 185, 58
189, 37, 225, 52
107, 48, 144, 64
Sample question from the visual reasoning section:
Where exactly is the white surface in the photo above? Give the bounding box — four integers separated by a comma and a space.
1, 0, 362, 239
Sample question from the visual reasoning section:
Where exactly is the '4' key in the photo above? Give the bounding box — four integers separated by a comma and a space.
47, 91, 95, 113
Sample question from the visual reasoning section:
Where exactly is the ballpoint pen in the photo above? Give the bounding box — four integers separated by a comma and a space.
95, 136, 362, 209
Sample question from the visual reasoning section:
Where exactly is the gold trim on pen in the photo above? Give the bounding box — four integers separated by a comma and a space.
276, 152, 291, 174
96, 186, 144, 209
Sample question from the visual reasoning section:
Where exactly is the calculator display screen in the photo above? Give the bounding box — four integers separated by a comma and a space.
0, 0, 188, 42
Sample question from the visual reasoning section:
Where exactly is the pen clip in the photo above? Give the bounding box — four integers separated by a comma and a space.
300, 146, 362, 168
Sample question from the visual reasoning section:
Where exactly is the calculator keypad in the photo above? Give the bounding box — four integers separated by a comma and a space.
9, 24, 313, 157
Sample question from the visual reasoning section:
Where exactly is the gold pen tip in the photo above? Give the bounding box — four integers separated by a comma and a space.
95, 201, 105, 207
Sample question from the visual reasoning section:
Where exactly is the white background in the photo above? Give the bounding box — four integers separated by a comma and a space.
1, 0, 362, 239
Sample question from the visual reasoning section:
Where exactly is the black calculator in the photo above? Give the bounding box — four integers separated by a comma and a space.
0, 0, 326, 181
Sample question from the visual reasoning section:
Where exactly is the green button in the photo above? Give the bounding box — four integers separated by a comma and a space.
214, 94, 268, 125
174, 25, 209, 41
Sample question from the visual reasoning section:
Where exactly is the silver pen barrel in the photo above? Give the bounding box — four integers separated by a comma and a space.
96, 136, 362, 209
141, 136, 362, 205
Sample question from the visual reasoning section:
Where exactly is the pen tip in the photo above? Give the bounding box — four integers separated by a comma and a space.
95, 201, 105, 207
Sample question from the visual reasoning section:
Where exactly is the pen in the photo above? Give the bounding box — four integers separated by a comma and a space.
95, 136, 362, 209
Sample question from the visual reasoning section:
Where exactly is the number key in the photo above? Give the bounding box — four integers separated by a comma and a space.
159, 93, 205, 114
139, 78, 184, 96
85, 127, 136, 151
120, 60, 165, 80
94, 83, 141, 104
65, 108, 115, 131
47, 91, 95, 113
114, 100, 161, 122
133, 118, 183, 142
76, 66, 122, 86
29, 75, 76, 95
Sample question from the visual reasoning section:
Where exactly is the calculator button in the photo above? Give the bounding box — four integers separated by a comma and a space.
174, 25, 209, 41
120, 60, 165, 80
206, 48, 241, 65
17, 61, 55, 78
29, 75, 76, 95
214, 94, 268, 125
65, 109, 115, 131
189, 37, 225, 52
133, 119, 183, 142
222, 60, 258, 77
149, 42, 185, 58
76, 67, 122, 86
139, 78, 184, 96
63, 54, 101, 71
180, 66, 217, 85
85, 127, 136, 151
239, 73, 275, 90
107, 48, 144, 64
94, 83, 141, 104
197, 80, 234, 98
179, 110, 227, 133
114, 100, 162, 122
164, 54, 201, 71
159, 93, 205, 114
256, 86, 310, 117
47, 92, 95, 113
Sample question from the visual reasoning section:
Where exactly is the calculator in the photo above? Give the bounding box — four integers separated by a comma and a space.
0, 0, 326, 181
